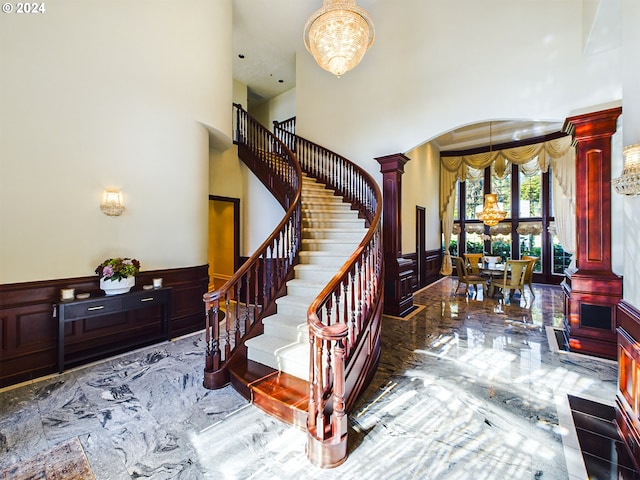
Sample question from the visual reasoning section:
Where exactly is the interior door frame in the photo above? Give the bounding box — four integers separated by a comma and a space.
416, 205, 426, 289
208, 195, 241, 275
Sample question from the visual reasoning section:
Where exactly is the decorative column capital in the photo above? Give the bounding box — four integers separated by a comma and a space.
563, 107, 622, 143
375, 153, 410, 174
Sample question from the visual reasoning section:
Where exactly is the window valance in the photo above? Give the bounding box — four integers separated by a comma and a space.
440, 135, 574, 218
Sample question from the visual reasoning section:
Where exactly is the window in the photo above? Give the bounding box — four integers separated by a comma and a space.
552, 234, 572, 274
518, 221, 542, 272
465, 169, 484, 220
490, 223, 511, 263
519, 159, 542, 218
465, 227, 484, 254
449, 156, 558, 282
491, 165, 511, 217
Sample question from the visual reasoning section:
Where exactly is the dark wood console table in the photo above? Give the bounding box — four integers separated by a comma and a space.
56, 287, 172, 373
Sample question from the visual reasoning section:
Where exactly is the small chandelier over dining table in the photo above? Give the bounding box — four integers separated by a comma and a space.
303, 0, 375, 78
477, 193, 507, 226
476, 121, 507, 226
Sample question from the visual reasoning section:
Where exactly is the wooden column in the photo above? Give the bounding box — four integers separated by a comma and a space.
376, 153, 414, 316
562, 107, 622, 359
616, 301, 640, 471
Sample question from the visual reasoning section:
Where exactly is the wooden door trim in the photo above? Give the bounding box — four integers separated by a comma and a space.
209, 195, 240, 272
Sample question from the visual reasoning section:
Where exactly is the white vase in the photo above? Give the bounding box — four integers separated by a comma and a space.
100, 276, 135, 295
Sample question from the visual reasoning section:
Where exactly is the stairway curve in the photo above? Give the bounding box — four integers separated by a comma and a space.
244, 175, 366, 380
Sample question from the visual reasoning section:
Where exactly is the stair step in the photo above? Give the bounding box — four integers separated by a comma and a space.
298, 250, 350, 266
302, 210, 359, 220
301, 194, 344, 203
301, 238, 361, 252
302, 219, 365, 229
293, 264, 338, 281
302, 228, 366, 240
275, 295, 314, 317
302, 206, 356, 215
301, 201, 347, 210
301, 184, 331, 193
263, 312, 307, 341
245, 334, 309, 380
249, 371, 309, 428
284, 279, 326, 298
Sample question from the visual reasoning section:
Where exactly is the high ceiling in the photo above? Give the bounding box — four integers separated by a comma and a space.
232, 0, 617, 151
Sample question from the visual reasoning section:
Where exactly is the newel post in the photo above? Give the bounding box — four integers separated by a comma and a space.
376, 153, 414, 316
561, 107, 623, 360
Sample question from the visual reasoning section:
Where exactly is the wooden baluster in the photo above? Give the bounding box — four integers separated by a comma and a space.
249, 262, 260, 334
307, 332, 317, 431
356, 262, 363, 336
205, 300, 212, 371
332, 337, 347, 442
224, 295, 231, 361
211, 303, 221, 370
334, 289, 341, 328
349, 269, 357, 345
253, 260, 259, 315
323, 339, 332, 436
228, 291, 238, 347
262, 249, 269, 309
314, 336, 324, 438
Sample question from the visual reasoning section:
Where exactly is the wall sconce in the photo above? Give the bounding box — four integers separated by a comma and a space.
100, 190, 125, 216
613, 144, 640, 195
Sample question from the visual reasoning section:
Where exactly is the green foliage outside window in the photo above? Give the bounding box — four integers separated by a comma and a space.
448, 239, 458, 257
466, 241, 483, 254
553, 244, 572, 274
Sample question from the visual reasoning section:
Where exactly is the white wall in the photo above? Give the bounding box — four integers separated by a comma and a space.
402, 142, 441, 253
250, 87, 296, 129
0, 0, 232, 283
620, 0, 640, 308
269, 88, 297, 125
295, 0, 622, 266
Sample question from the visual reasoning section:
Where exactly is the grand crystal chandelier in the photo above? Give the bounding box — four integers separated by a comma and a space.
303, 0, 375, 78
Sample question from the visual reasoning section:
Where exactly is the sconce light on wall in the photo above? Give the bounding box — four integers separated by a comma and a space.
613, 144, 640, 195
100, 190, 125, 216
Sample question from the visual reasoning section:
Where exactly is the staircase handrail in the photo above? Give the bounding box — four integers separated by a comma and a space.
203, 104, 302, 389
273, 116, 296, 153
276, 130, 383, 468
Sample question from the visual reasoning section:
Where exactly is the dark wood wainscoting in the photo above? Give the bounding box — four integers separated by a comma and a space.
616, 300, 640, 471
0, 265, 208, 388
403, 248, 442, 291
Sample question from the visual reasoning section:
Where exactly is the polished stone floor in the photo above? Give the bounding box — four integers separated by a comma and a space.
0, 278, 621, 479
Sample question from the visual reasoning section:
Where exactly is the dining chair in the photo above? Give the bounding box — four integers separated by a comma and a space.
453, 256, 486, 295
492, 259, 530, 301
463, 253, 484, 275
521, 255, 539, 297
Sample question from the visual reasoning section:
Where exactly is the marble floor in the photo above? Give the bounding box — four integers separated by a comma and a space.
0, 277, 623, 479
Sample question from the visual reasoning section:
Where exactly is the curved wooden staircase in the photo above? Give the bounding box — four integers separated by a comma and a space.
204, 105, 383, 468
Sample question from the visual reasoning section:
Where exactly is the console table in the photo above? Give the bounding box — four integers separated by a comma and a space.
56, 287, 171, 373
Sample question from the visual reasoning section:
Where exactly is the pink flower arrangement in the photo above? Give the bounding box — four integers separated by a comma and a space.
95, 257, 141, 281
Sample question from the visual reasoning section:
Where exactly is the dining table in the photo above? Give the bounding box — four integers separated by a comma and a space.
480, 263, 505, 297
